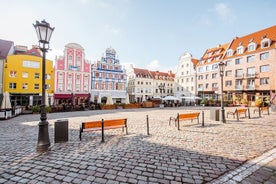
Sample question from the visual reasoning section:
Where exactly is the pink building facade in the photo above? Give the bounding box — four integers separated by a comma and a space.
54, 43, 91, 106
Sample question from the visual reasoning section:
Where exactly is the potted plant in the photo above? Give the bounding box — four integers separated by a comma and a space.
240, 99, 248, 107
200, 98, 208, 106
255, 98, 263, 107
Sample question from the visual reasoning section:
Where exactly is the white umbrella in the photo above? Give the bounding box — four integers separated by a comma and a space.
163, 96, 180, 101
125, 93, 130, 104
1, 91, 12, 109
106, 95, 113, 105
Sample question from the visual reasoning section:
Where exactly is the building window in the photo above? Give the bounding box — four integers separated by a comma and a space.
261, 38, 271, 49
34, 73, 40, 79
205, 83, 209, 89
22, 83, 28, 89
34, 84, 39, 89
235, 58, 241, 65
22, 72, 28, 78
46, 74, 51, 80
260, 52, 269, 60
226, 49, 233, 57
198, 67, 203, 73
198, 75, 203, 80
225, 70, 232, 77
212, 64, 218, 70
237, 46, 244, 54
76, 56, 81, 66
9, 83, 16, 89
206, 65, 210, 71
260, 78, 269, 85
247, 67, 255, 77
198, 84, 203, 90
235, 69, 243, 77
9, 71, 17, 77
68, 55, 73, 67
225, 81, 232, 87
46, 84, 50, 89
248, 42, 256, 51
247, 55, 255, 63
212, 73, 218, 78
212, 83, 218, 88
260, 65, 270, 72
225, 60, 232, 66
205, 74, 208, 79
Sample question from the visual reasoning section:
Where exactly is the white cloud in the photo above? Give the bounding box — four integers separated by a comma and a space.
214, 3, 236, 23
147, 59, 159, 71
47, 48, 64, 62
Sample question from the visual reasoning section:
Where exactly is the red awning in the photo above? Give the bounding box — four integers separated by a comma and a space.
54, 94, 72, 99
74, 93, 90, 98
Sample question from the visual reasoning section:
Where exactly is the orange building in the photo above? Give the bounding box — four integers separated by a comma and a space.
197, 25, 276, 106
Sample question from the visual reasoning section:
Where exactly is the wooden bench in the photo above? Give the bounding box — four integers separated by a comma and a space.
169, 112, 200, 130
253, 106, 269, 116
79, 118, 128, 142
227, 108, 247, 121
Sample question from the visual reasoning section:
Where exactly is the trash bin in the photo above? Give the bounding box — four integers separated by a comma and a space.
210, 109, 220, 121
55, 119, 68, 143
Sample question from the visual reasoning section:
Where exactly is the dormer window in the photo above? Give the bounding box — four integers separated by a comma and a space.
215, 56, 220, 61
226, 49, 233, 57
207, 58, 211, 63
261, 38, 271, 49
208, 52, 212, 57
215, 50, 220, 54
237, 46, 244, 54
248, 42, 256, 52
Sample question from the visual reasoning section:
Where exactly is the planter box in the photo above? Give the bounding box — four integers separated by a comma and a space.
124, 103, 141, 109
101, 104, 116, 110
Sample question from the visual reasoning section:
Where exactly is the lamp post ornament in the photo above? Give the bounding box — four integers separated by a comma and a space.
218, 61, 226, 123
33, 20, 54, 152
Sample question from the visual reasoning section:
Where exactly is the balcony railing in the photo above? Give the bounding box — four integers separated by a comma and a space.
246, 73, 257, 78
235, 85, 243, 90
235, 74, 243, 78
246, 85, 255, 90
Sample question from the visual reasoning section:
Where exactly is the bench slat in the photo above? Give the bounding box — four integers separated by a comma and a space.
83, 121, 102, 129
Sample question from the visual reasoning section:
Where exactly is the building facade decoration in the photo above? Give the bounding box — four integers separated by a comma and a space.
174, 52, 199, 105
54, 43, 91, 106
90, 47, 127, 104
127, 64, 174, 103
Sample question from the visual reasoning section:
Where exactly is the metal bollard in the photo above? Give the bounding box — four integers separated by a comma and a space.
202, 111, 204, 127
146, 115, 149, 135
259, 107, 261, 118
247, 107, 251, 119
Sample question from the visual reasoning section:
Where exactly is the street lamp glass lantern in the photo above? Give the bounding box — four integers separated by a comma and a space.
33, 20, 54, 48
218, 61, 225, 76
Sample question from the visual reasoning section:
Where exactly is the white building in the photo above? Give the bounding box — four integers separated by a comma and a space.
127, 64, 174, 103
174, 52, 199, 104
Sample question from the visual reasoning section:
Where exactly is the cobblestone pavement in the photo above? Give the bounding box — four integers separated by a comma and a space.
0, 106, 275, 183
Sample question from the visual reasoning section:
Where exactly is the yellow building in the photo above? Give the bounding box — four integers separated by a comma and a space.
3, 54, 54, 107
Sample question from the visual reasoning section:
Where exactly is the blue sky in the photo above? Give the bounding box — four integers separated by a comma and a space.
0, 0, 275, 72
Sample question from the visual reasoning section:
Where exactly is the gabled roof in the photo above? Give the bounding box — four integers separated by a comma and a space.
133, 68, 175, 80
191, 58, 199, 69
0, 39, 14, 59
225, 25, 276, 59
199, 43, 229, 66
133, 68, 152, 78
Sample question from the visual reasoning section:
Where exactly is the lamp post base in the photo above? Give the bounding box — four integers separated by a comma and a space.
36, 121, 50, 153
221, 108, 226, 123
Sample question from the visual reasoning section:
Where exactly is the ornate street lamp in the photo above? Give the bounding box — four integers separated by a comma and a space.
218, 61, 226, 123
33, 20, 54, 152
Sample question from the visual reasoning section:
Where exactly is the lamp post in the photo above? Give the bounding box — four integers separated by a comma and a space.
218, 61, 226, 123
33, 20, 54, 152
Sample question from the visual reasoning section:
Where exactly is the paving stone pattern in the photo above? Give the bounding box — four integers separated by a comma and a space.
0, 106, 275, 183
